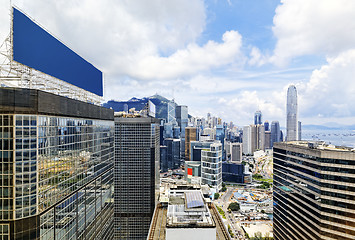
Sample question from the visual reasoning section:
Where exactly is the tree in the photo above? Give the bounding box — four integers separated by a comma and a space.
253, 232, 262, 240
221, 186, 227, 192
214, 193, 220, 199
253, 174, 263, 180
228, 202, 240, 211
228, 224, 234, 238
262, 181, 270, 189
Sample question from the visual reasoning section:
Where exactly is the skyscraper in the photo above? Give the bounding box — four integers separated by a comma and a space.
265, 131, 271, 149
216, 124, 225, 159
164, 138, 181, 170
185, 127, 197, 161
201, 142, 222, 192
254, 110, 262, 125
242, 125, 252, 155
0, 88, 115, 239
0, 6, 116, 240
264, 120, 270, 131
114, 117, 160, 239
257, 124, 265, 151
176, 105, 188, 158
286, 85, 298, 141
230, 142, 242, 163
273, 141, 355, 240
167, 100, 176, 124
271, 121, 281, 147
298, 120, 302, 140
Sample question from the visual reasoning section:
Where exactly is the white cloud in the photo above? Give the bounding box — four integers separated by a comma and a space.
212, 90, 285, 126
298, 49, 355, 119
248, 47, 268, 66
2, 0, 354, 126
3, 0, 207, 75
221, 48, 355, 125
126, 30, 244, 79
271, 0, 355, 65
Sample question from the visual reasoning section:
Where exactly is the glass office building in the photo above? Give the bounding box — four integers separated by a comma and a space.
273, 141, 355, 240
0, 88, 114, 240
286, 85, 298, 141
201, 142, 222, 192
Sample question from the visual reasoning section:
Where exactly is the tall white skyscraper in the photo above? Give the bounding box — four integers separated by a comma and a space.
286, 85, 298, 141
242, 125, 252, 155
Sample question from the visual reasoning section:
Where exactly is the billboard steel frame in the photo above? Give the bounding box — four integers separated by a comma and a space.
0, 7, 103, 105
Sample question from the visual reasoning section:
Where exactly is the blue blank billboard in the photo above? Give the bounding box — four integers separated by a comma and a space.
12, 7, 103, 96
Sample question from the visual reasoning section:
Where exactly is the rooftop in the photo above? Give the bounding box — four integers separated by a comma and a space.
285, 141, 355, 152
147, 185, 231, 240
167, 190, 213, 227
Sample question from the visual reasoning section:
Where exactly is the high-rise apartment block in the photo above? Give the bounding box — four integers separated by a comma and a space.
0, 88, 115, 239
114, 117, 160, 239
286, 85, 298, 141
273, 141, 355, 240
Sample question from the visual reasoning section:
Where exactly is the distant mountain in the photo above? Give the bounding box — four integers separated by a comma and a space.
302, 124, 355, 130
103, 94, 173, 120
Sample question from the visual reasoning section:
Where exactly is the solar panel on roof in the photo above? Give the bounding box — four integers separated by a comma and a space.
185, 191, 204, 208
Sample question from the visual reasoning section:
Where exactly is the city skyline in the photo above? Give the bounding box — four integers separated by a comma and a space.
1, 0, 355, 126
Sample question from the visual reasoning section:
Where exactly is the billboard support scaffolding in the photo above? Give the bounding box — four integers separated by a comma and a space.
0, 35, 102, 105
0, 7, 103, 105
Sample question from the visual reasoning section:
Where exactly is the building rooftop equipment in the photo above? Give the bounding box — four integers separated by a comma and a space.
185, 191, 204, 209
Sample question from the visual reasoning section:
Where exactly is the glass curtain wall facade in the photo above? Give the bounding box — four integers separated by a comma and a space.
273, 141, 355, 240
0, 88, 114, 240
114, 117, 160, 240
201, 142, 222, 191
286, 85, 298, 141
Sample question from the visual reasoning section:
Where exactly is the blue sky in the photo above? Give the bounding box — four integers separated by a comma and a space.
202, 0, 279, 50
0, 0, 355, 127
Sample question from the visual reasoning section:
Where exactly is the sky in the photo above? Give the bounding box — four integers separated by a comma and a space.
1, 0, 355, 127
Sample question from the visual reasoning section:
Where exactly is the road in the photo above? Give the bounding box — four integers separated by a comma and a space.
215, 187, 246, 239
